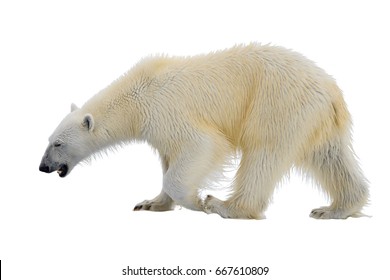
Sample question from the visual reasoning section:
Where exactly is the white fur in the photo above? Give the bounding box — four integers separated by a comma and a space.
40, 43, 369, 219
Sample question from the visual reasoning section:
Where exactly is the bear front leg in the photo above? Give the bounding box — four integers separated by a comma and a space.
162, 132, 232, 212
203, 148, 288, 219
133, 155, 175, 212
162, 157, 208, 212
133, 190, 175, 211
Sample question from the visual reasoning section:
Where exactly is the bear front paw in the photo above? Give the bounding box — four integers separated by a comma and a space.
203, 195, 230, 217
310, 207, 351, 219
133, 199, 174, 212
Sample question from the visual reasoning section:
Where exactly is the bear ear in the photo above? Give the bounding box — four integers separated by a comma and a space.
71, 103, 79, 112
82, 114, 94, 131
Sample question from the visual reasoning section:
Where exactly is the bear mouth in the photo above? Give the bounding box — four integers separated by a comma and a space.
57, 164, 69, 178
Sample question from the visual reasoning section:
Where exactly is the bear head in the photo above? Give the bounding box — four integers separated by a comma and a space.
39, 104, 95, 177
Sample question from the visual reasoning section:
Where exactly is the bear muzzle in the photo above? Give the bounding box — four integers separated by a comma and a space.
39, 162, 69, 178
39, 163, 51, 173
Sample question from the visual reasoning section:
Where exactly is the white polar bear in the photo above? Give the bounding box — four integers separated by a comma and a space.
39, 43, 369, 219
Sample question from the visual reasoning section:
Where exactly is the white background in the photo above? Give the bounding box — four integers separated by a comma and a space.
0, 0, 389, 279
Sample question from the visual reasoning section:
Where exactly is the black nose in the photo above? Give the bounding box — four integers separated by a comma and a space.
39, 163, 50, 173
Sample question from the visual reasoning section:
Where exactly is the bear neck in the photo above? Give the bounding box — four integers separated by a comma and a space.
81, 80, 146, 148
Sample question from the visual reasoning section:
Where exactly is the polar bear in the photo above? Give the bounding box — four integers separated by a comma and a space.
39, 43, 369, 219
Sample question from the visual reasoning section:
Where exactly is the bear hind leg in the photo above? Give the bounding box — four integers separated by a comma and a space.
304, 139, 369, 219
